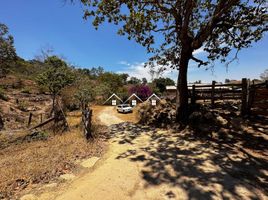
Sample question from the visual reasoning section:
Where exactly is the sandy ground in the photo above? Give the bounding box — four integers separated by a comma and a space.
97, 106, 124, 126
23, 106, 268, 200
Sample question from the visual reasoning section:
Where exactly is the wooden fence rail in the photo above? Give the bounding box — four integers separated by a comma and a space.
188, 78, 267, 116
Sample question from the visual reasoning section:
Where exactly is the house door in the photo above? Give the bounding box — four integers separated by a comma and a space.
112, 100, 116, 106
132, 100, 137, 106
152, 99, 156, 106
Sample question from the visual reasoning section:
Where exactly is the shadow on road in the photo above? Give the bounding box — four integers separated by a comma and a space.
109, 122, 268, 199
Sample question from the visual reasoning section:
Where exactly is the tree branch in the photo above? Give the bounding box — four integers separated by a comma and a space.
191, 55, 209, 67
192, 0, 239, 49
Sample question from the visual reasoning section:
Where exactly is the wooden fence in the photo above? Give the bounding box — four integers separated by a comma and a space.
248, 81, 268, 116
188, 78, 268, 116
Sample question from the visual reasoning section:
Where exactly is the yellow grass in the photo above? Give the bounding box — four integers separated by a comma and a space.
0, 112, 106, 198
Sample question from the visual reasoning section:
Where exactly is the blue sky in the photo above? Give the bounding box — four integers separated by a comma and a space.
1, 0, 267, 83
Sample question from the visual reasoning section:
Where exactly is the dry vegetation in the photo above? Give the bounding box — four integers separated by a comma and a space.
0, 108, 108, 199
0, 75, 52, 131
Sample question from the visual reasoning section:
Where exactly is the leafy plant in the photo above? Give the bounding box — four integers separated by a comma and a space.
17, 101, 28, 112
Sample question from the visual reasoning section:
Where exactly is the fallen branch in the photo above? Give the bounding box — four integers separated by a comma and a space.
29, 117, 55, 130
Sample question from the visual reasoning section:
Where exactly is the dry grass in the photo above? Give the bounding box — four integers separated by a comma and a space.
0, 112, 107, 199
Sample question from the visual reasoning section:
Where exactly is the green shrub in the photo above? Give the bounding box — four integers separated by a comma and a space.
21, 87, 31, 94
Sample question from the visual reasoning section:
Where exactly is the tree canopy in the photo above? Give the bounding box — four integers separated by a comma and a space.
260, 69, 268, 81
153, 77, 175, 93
76, 0, 268, 122
37, 56, 75, 113
0, 23, 17, 76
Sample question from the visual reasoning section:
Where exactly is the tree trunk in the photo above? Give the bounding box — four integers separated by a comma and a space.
50, 94, 56, 117
0, 114, 4, 131
82, 108, 93, 140
176, 50, 191, 123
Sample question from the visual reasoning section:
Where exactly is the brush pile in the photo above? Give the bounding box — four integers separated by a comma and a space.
137, 99, 176, 127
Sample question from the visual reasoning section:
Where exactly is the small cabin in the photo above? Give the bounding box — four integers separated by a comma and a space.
124, 93, 143, 106
103, 93, 123, 106
146, 93, 161, 106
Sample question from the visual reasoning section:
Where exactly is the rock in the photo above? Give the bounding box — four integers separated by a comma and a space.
42, 182, 57, 189
20, 194, 38, 200
189, 111, 203, 125
80, 157, 100, 168
216, 116, 228, 126
59, 173, 75, 181
257, 127, 264, 132
230, 117, 242, 130
218, 128, 229, 139
204, 112, 214, 121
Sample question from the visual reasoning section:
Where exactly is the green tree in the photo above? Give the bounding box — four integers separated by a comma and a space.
120, 73, 129, 85
0, 23, 17, 77
74, 77, 95, 110
260, 69, 268, 81
142, 77, 148, 85
99, 72, 124, 93
128, 76, 141, 85
153, 77, 175, 94
37, 56, 75, 114
76, 0, 267, 122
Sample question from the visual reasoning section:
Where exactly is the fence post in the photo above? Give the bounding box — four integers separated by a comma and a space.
191, 85, 196, 104
241, 78, 248, 116
211, 81, 216, 106
28, 112, 33, 127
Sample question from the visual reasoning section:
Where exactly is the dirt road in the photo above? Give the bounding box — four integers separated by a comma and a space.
97, 106, 124, 125
27, 106, 267, 200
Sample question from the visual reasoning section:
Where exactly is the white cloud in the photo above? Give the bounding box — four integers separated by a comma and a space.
118, 61, 131, 66
193, 47, 205, 55
117, 61, 178, 82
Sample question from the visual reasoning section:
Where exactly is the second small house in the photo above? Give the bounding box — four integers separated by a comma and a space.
146, 93, 161, 106
124, 93, 143, 106
103, 93, 123, 106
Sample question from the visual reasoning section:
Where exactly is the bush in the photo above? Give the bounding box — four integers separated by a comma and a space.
0, 87, 8, 101
11, 78, 23, 89
21, 87, 31, 94
18, 101, 28, 112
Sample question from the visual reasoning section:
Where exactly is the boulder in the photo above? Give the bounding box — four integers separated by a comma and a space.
216, 116, 228, 126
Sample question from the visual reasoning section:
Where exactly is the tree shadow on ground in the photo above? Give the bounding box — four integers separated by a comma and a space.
109, 121, 268, 200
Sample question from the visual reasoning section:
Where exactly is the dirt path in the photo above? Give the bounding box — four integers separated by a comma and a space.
97, 106, 124, 126
27, 106, 267, 200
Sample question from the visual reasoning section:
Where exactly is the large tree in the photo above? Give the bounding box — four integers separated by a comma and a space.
75, 0, 267, 122
0, 23, 17, 77
153, 77, 175, 94
260, 69, 268, 81
37, 56, 75, 114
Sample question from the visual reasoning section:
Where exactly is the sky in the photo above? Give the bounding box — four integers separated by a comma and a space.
0, 0, 267, 83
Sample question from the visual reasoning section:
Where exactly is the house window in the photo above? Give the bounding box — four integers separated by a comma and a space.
132, 100, 137, 106
152, 99, 156, 106
112, 100, 116, 106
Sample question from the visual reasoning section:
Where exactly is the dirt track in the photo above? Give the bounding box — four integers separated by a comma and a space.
28, 106, 267, 200
97, 106, 124, 125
